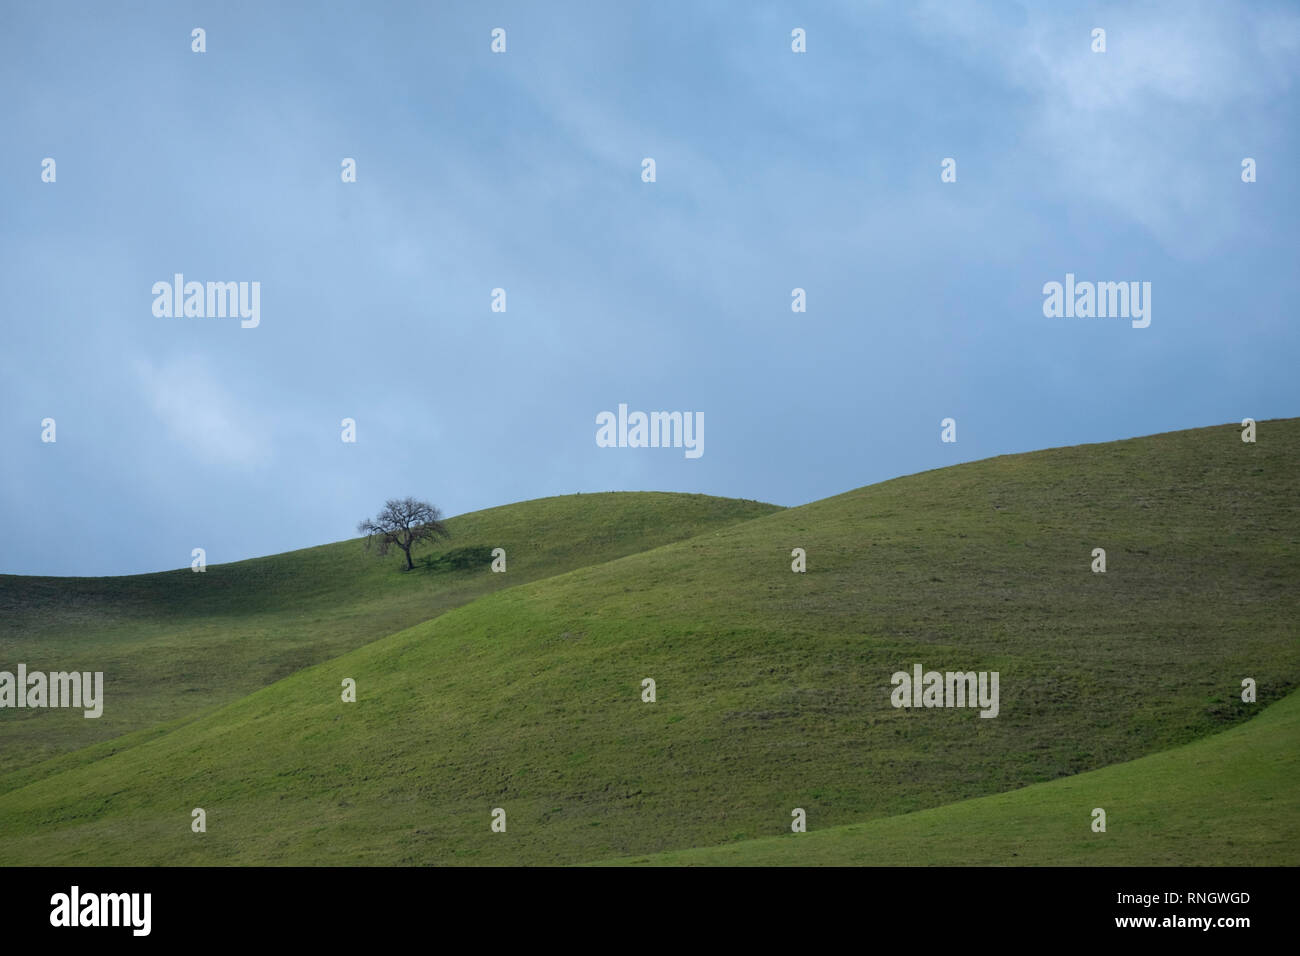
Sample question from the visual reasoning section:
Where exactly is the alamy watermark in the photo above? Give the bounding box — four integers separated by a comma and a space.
596, 403, 704, 459
0, 664, 103, 718
890, 663, 999, 718
50, 886, 150, 936
152, 274, 260, 328
1042, 273, 1150, 328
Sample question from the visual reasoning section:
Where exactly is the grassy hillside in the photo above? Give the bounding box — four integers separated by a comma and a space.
0, 420, 1295, 865
601, 686, 1300, 865
0, 492, 779, 782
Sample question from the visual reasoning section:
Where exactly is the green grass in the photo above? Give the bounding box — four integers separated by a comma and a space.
0, 420, 1295, 865
600, 685, 1300, 865
0, 492, 780, 781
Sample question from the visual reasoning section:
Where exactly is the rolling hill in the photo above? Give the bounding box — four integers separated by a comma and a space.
0, 492, 779, 784
0, 420, 1295, 865
602, 685, 1300, 865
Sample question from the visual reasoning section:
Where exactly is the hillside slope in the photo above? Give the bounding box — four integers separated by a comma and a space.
0, 492, 779, 781
0, 420, 1295, 865
602, 687, 1300, 865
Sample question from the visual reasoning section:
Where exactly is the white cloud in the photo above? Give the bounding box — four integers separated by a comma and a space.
903, 0, 1300, 259
133, 356, 270, 469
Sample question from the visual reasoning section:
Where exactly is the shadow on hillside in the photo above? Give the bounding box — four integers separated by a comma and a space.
417, 545, 496, 573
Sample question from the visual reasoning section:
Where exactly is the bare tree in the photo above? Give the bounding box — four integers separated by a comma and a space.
357, 497, 451, 571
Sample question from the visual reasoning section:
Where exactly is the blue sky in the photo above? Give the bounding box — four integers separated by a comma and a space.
2, 1, 1297, 576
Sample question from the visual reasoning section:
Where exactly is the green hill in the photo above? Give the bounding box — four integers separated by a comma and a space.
0, 420, 1295, 865
602, 685, 1300, 865
0, 492, 779, 783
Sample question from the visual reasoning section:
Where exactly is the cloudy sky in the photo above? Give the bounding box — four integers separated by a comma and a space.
2, 1, 1297, 575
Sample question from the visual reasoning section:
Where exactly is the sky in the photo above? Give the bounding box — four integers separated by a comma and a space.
1, 0, 1297, 576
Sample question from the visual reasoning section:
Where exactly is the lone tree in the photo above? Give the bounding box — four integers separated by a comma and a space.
357, 497, 451, 571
